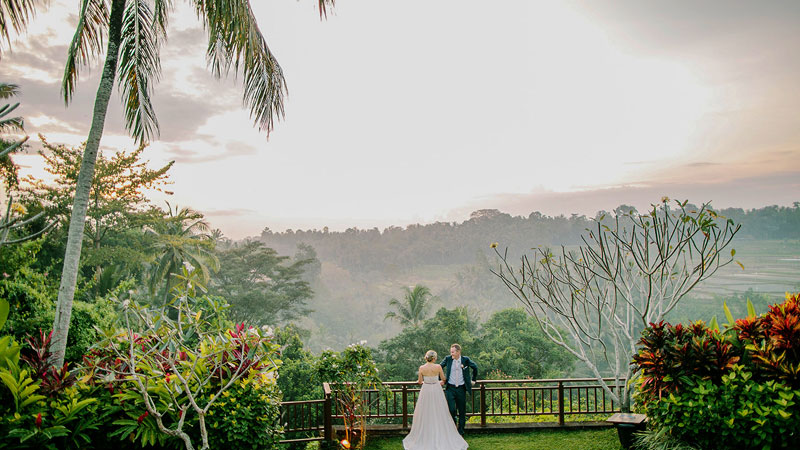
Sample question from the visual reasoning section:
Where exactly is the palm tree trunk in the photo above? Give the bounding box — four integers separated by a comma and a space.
49, 0, 126, 367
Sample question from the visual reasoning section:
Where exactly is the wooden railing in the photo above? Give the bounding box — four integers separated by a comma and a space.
280, 378, 624, 444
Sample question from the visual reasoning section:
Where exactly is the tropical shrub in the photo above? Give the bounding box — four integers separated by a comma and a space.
632, 320, 740, 402
87, 271, 283, 450
633, 293, 800, 450
642, 365, 798, 450
317, 343, 383, 449
276, 325, 322, 402
204, 371, 283, 449
0, 332, 100, 450
0, 241, 116, 362
732, 293, 800, 386
1, 274, 284, 449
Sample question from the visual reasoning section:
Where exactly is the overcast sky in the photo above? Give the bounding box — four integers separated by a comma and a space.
2, 0, 799, 238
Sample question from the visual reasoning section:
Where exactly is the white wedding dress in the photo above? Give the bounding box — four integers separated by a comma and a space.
402, 376, 468, 450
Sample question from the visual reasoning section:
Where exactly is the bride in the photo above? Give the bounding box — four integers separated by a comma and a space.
403, 350, 468, 450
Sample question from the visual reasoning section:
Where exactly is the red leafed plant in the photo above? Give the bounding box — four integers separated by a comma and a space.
19, 329, 77, 397
633, 320, 740, 402
211, 322, 265, 381
634, 292, 800, 405
735, 292, 800, 386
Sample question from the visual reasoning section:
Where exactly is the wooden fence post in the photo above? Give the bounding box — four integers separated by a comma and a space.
323, 382, 333, 443
402, 384, 409, 430
480, 382, 487, 427
557, 381, 565, 426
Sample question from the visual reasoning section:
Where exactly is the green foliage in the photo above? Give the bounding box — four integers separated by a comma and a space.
376, 306, 479, 381
204, 372, 283, 450
276, 325, 321, 401
0, 297, 8, 331
384, 284, 436, 328
145, 204, 218, 305
0, 245, 55, 341
0, 248, 115, 363
86, 274, 283, 450
643, 366, 798, 450
634, 293, 800, 450
632, 321, 740, 402
108, 387, 182, 449
0, 334, 102, 450
211, 240, 313, 325
317, 343, 382, 387
475, 308, 573, 379
732, 292, 800, 387
317, 343, 383, 449
376, 307, 571, 381
0, 355, 44, 411
20, 136, 173, 295
634, 428, 700, 450
0, 273, 284, 449
64, 299, 116, 362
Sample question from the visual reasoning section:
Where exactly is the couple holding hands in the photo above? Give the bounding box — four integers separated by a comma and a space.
402, 344, 478, 450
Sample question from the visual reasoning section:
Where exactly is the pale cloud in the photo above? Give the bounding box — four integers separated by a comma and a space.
453, 170, 800, 222
27, 114, 80, 134
1, 0, 798, 239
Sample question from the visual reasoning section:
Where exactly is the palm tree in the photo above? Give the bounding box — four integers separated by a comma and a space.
146, 203, 219, 307
0, 82, 25, 156
0, 0, 38, 59
1, 82, 54, 246
384, 284, 437, 328
49, 0, 336, 366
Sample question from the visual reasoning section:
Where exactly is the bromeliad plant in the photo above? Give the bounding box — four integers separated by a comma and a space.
92, 268, 282, 450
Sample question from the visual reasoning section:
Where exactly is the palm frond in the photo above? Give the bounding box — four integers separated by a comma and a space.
0, 82, 19, 99
318, 0, 334, 20
0, 0, 38, 59
0, 101, 23, 132
193, 0, 286, 134
0, 135, 27, 158
118, 0, 161, 143
152, 0, 172, 40
62, 0, 110, 104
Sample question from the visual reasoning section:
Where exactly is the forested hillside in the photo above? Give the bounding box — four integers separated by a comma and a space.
257, 203, 800, 354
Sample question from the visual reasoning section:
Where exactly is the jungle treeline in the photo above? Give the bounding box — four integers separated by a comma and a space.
259, 203, 800, 274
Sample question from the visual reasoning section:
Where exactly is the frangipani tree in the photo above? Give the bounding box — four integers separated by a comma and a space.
491, 198, 741, 411
50, 0, 336, 367
91, 268, 281, 450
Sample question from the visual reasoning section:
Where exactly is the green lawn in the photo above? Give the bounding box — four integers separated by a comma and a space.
363, 428, 622, 450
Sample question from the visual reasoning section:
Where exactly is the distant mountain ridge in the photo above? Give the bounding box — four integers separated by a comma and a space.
257, 203, 800, 272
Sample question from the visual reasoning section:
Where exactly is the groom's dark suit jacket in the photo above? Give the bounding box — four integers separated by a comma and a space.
440, 355, 478, 394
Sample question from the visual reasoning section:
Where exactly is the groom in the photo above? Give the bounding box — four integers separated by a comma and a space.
440, 343, 478, 436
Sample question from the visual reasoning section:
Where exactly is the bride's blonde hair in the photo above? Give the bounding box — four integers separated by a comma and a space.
424, 350, 437, 362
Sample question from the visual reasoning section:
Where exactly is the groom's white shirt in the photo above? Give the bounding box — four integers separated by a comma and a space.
448, 357, 465, 386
